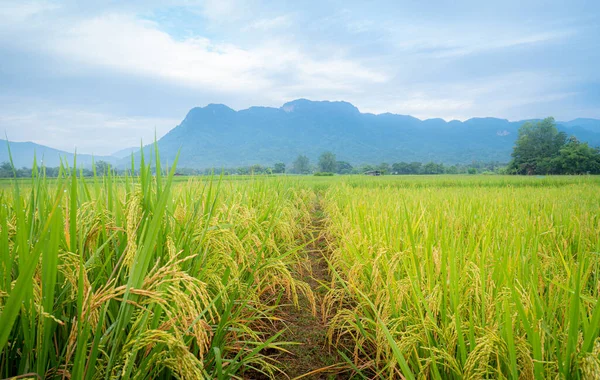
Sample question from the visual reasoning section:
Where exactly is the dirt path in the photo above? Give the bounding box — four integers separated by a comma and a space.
276, 199, 348, 379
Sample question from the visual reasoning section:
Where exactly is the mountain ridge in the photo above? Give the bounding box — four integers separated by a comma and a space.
179, 99, 585, 125
129, 99, 600, 169
0, 140, 118, 168
2, 99, 600, 169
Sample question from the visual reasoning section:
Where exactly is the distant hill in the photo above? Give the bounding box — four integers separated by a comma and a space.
111, 146, 140, 159
560, 118, 600, 133
130, 99, 600, 168
0, 140, 117, 168
3, 100, 600, 169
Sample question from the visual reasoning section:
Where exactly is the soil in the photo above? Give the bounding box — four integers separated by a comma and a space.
275, 200, 350, 379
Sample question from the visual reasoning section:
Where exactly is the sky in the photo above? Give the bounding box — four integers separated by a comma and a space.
0, 0, 599, 155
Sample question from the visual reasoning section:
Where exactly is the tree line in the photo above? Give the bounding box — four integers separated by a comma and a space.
0, 157, 506, 178
155, 154, 505, 176
0, 160, 121, 178
288, 152, 504, 175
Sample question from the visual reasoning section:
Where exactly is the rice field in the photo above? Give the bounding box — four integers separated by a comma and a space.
0, 158, 316, 379
322, 176, 600, 379
1, 160, 599, 379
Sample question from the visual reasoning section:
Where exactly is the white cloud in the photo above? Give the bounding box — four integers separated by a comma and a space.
392, 96, 475, 118
357, 71, 582, 121
0, 102, 179, 155
431, 30, 577, 58
49, 14, 268, 90
244, 15, 292, 31
346, 19, 375, 34
388, 22, 576, 59
0, 0, 58, 24
200, 0, 243, 22
30, 12, 386, 97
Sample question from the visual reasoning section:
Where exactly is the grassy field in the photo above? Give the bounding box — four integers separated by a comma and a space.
1, 167, 599, 378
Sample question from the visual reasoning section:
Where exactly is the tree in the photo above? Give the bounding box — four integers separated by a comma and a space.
509, 117, 566, 175
292, 155, 310, 174
250, 164, 264, 174
273, 162, 286, 174
336, 161, 353, 174
94, 160, 112, 176
16, 167, 30, 178
552, 137, 600, 174
392, 162, 410, 174
422, 162, 444, 174
45, 167, 59, 177
318, 151, 337, 173
408, 162, 422, 174
376, 163, 391, 174
357, 164, 374, 173
335, 161, 353, 174
0, 162, 14, 178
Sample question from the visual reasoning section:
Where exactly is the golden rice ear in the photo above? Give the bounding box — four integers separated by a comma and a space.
58, 251, 92, 301
123, 193, 142, 270
122, 329, 205, 379
579, 338, 600, 380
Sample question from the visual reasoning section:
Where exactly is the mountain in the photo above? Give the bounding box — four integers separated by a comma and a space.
131, 99, 600, 168
3, 100, 599, 169
111, 146, 140, 159
0, 140, 117, 168
560, 118, 600, 133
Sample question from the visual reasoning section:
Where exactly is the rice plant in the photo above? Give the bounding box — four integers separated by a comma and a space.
2, 157, 598, 380
0, 150, 315, 379
322, 176, 600, 379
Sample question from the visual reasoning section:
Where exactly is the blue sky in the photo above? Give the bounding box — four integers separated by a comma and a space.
0, 0, 598, 154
